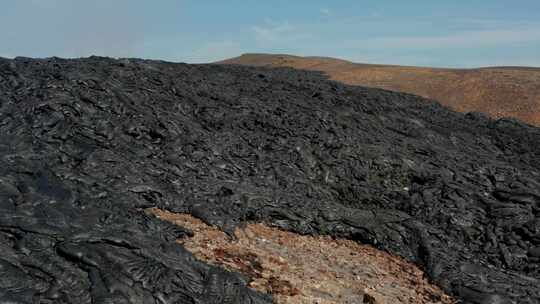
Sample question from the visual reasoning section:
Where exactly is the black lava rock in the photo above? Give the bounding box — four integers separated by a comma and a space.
0, 56, 539, 303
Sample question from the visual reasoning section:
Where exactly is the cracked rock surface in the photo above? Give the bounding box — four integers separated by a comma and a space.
0, 56, 539, 303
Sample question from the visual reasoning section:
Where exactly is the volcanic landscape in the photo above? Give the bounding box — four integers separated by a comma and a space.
0, 56, 539, 303
222, 53, 540, 127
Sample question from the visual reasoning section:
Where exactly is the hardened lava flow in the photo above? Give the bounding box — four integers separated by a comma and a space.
0, 56, 539, 303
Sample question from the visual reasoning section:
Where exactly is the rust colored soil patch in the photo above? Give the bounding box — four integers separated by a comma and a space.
150, 208, 454, 304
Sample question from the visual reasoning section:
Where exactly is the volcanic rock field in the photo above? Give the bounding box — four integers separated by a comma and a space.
0, 56, 539, 303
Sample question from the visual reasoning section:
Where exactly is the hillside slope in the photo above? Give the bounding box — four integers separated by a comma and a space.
221, 53, 540, 126
0, 56, 539, 303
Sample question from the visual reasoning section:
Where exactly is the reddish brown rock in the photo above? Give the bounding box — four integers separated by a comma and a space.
150, 208, 455, 304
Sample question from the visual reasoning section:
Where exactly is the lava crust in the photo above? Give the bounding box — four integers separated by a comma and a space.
0, 56, 539, 303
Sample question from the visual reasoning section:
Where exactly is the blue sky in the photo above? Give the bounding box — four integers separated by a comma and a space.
1, 0, 539, 67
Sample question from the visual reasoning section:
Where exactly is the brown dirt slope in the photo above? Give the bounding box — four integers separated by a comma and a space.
219, 54, 540, 126
150, 208, 454, 304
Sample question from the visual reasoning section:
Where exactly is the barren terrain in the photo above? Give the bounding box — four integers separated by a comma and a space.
221, 53, 540, 126
151, 208, 454, 304
1, 57, 539, 303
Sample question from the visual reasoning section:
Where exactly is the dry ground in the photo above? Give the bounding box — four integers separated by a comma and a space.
149, 208, 454, 304
220, 54, 540, 126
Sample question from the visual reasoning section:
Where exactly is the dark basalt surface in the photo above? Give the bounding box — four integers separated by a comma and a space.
0, 56, 539, 303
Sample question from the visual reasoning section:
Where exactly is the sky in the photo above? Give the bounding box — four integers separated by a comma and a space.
1, 0, 539, 68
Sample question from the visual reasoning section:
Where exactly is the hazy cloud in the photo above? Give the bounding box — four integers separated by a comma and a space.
182, 40, 244, 63
0, 0, 145, 58
353, 27, 540, 50
252, 21, 313, 46
320, 8, 332, 16
59, 1, 142, 58
252, 22, 295, 44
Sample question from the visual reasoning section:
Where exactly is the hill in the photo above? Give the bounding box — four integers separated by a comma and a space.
220, 53, 540, 126
0, 56, 539, 303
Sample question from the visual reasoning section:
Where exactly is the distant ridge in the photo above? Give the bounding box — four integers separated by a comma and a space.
220, 53, 540, 126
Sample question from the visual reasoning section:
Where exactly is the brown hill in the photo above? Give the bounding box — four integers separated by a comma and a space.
219, 54, 540, 126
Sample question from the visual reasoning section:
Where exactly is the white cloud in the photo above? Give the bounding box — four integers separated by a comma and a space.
252, 22, 295, 44
251, 21, 313, 46
352, 27, 540, 50
6, 0, 143, 59
369, 11, 381, 18
320, 8, 332, 16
